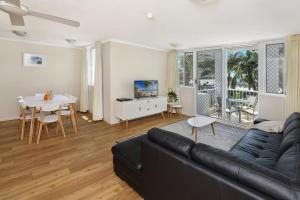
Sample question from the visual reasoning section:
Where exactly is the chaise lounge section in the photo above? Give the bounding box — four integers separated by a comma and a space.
112, 113, 300, 200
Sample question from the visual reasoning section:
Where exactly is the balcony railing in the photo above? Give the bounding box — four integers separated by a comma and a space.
227, 89, 258, 100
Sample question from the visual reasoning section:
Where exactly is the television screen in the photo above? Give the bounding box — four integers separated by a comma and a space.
134, 80, 158, 98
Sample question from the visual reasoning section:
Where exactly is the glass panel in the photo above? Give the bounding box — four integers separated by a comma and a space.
177, 52, 185, 86
196, 49, 223, 118
177, 52, 193, 87
184, 52, 194, 86
88, 48, 96, 86
266, 43, 285, 94
226, 49, 259, 124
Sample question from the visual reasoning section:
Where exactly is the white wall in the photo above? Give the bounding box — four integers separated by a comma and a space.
102, 41, 168, 124
0, 39, 82, 121
179, 86, 195, 116
258, 93, 286, 121
102, 42, 112, 123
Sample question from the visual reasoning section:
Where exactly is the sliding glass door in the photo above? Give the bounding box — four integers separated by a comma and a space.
225, 48, 259, 124
195, 49, 223, 119
194, 47, 259, 125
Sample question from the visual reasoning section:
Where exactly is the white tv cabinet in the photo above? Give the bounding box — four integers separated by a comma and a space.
114, 96, 168, 128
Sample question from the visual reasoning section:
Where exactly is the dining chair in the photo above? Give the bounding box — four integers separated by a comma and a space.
60, 94, 79, 130
36, 104, 65, 144
243, 96, 259, 120
18, 98, 39, 141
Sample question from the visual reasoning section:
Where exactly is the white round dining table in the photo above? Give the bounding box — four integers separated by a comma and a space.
22, 94, 78, 144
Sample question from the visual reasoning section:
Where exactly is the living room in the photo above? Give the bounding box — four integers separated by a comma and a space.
0, 0, 300, 199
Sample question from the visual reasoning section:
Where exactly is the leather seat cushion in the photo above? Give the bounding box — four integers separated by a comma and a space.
283, 119, 300, 138
112, 134, 147, 172
148, 128, 195, 159
230, 129, 282, 168
278, 128, 300, 159
275, 142, 300, 181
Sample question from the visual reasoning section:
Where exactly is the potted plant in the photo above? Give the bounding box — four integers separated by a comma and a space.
167, 89, 178, 103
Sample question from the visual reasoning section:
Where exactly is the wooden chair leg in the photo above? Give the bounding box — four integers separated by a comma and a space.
37, 123, 43, 144
35, 121, 40, 136
20, 119, 25, 141
45, 125, 49, 136
73, 104, 79, 130
56, 123, 59, 135
70, 106, 78, 134
59, 119, 66, 138
19, 119, 22, 131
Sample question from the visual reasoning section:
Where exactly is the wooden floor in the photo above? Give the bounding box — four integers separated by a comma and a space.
0, 113, 186, 200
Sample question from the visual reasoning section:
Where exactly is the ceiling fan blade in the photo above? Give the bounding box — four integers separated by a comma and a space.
28, 10, 80, 27
5, 0, 20, 7
9, 13, 24, 26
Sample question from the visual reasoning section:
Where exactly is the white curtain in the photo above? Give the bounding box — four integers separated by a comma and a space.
80, 48, 89, 112
167, 50, 179, 92
285, 34, 300, 118
92, 41, 104, 121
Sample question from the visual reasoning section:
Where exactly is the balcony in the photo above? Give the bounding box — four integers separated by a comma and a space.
196, 88, 258, 125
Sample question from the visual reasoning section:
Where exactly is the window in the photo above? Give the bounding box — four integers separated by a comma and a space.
266, 43, 285, 94
178, 52, 194, 86
87, 47, 96, 86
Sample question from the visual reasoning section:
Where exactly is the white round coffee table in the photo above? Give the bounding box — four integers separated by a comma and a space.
187, 115, 217, 142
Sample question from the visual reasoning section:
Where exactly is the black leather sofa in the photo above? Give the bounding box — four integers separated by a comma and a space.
112, 112, 300, 200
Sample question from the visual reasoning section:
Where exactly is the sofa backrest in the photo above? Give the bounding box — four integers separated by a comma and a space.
278, 128, 300, 158
148, 128, 195, 159
142, 130, 269, 200
283, 112, 300, 137
275, 142, 300, 182
191, 143, 300, 200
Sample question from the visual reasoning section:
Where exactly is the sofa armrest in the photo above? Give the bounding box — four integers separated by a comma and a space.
148, 128, 195, 159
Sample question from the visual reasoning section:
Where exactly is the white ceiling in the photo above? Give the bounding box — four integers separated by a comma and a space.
0, 0, 300, 50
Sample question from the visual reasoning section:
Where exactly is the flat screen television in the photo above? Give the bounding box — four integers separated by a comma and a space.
134, 80, 158, 98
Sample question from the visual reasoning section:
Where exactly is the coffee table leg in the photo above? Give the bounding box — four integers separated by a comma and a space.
211, 123, 215, 136
194, 127, 197, 142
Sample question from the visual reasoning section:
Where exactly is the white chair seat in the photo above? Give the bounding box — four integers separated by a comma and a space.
62, 106, 69, 110
20, 113, 39, 120
59, 110, 71, 116
38, 115, 58, 123
243, 108, 259, 115
171, 104, 183, 108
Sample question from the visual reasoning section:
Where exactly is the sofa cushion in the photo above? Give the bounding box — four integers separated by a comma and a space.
148, 128, 195, 159
275, 143, 300, 181
230, 129, 282, 168
251, 120, 284, 133
112, 134, 147, 172
278, 128, 300, 159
